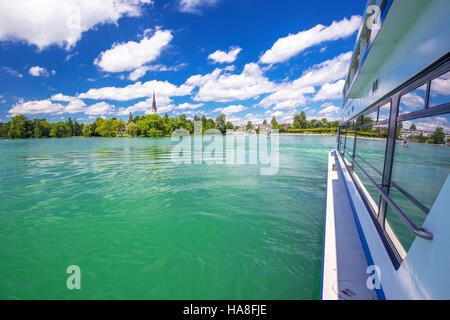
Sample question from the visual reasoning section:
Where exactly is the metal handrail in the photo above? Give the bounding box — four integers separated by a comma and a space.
355, 154, 430, 215
341, 152, 433, 240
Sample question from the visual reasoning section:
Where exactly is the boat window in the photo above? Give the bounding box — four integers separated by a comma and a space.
399, 84, 427, 115
344, 120, 356, 165
378, 102, 390, 122
348, 104, 390, 216
366, 107, 378, 124
386, 114, 450, 254
429, 71, 450, 108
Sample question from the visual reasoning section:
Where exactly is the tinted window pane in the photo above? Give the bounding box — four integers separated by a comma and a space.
429, 71, 450, 108
399, 84, 426, 115
387, 114, 450, 254
378, 102, 390, 122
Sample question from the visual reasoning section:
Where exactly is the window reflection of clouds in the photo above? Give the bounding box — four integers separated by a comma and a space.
403, 114, 450, 133
429, 71, 450, 108
399, 84, 426, 114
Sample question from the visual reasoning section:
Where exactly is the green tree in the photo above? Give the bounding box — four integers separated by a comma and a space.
246, 121, 253, 131
431, 127, 445, 144
294, 111, 308, 129
410, 123, 417, 131
271, 116, 280, 129
50, 122, 71, 138
33, 118, 51, 138
201, 115, 207, 129
96, 118, 124, 137
225, 121, 234, 131
66, 117, 74, 136
216, 113, 226, 134
136, 114, 165, 137
128, 112, 133, 124
126, 122, 138, 137
75, 120, 82, 136
9, 115, 33, 139
0, 122, 11, 138
82, 124, 92, 137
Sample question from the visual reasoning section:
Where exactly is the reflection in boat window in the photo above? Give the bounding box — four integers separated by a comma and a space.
429, 71, 450, 108
399, 84, 427, 115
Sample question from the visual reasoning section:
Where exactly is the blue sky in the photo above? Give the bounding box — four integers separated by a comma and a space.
0, 0, 367, 125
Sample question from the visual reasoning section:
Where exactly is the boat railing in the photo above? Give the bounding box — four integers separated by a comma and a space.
340, 150, 433, 240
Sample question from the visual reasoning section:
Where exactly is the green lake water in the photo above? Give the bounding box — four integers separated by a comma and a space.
0, 136, 448, 299
0, 136, 335, 299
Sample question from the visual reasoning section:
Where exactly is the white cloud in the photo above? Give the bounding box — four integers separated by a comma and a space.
179, 0, 219, 14
430, 73, 450, 96
85, 102, 115, 116
8, 94, 90, 115
260, 15, 362, 64
9, 99, 64, 115
51, 93, 86, 113
400, 92, 425, 108
259, 52, 352, 110
208, 46, 241, 64
2, 67, 23, 78
78, 80, 192, 101
128, 63, 187, 81
213, 104, 247, 115
95, 28, 173, 73
317, 104, 340, 119
412, 116, 450, 133
0, 0, 153, 50
175, 102, 204, 110
29, 66, 48, 77
313, 79, 345, 101
186, 63, 276, 102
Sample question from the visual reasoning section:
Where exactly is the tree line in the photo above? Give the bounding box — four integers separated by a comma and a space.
0, 113, 238, 139
2, 111, 443, 142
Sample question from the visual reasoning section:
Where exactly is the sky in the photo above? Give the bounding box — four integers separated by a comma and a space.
0, 0, 368, 126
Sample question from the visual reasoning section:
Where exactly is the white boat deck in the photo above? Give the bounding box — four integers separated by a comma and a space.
321, 150, 377, 300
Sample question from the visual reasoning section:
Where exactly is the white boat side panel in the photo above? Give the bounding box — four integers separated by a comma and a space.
341, 0, 450, 122
398, 175, 450, 300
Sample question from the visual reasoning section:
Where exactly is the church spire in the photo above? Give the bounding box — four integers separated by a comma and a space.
152, 90, 157, 114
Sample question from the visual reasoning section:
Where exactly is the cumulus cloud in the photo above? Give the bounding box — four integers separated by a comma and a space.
175, 102, 204, 110
409, 116, 450, 133
213, 104, 247, 115
51, 93, 87, 113
260, 15, 362, 64
179, 0, 220, 14
0, 0, 153, 50
318, 104, 340, 119
186, 63, 276, 102
259, 52, 352, 110
29, 66, 49, 77
208, 46, 241, 64
8, 94, 89, 115
313, 79, 345, 101
85, 102, 115, 116
128, 63, 187, 81
95, 28, 173, 73
9, 99, 64, 115
78, 80, 192, 101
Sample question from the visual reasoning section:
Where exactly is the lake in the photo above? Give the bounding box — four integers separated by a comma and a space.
0, 135, 447, 299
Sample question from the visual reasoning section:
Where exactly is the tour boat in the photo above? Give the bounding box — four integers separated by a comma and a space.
322, 0, 450, 300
